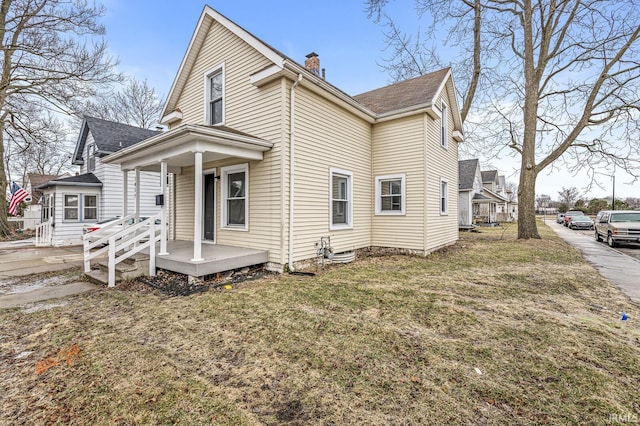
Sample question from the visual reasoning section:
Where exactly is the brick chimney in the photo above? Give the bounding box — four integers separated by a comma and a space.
305, 52, 320, 76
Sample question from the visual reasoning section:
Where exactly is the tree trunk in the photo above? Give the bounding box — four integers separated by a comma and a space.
0, 123, 11, 237
517, 165, 540, 239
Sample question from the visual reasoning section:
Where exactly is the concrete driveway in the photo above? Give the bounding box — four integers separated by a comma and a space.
547, 220, 640, 305
0, 241, 98, 309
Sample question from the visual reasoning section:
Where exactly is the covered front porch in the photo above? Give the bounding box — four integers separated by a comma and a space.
154, 240, 268, 277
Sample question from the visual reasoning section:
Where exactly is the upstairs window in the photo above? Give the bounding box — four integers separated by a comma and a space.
206, 65, 224, 125
441, 101, 448, 148
87, 144, 96, 172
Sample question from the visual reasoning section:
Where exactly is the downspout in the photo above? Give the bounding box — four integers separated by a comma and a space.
288, 74, 303, 272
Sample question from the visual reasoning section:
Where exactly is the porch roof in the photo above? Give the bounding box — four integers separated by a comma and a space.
102, 124, 274, 173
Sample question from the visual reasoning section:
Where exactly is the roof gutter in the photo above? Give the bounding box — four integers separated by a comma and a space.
288, 73, 303, 272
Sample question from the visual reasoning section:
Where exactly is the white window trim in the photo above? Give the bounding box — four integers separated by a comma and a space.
440, 101, 448, 149
62, 193, 80, 222
203, 63, 225, 126
329, 167, 354, 230
440, 178, 449, 215
220, 163, 248, 231
375, 174, 406, 215
83, 194, 98, 222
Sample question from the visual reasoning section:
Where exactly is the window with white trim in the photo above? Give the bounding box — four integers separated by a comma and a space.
375, 174, 405, 215
221, 163, 248, 230
440, 101, 448, 148
440, 178, 449, 215
84, 195, 98, 220
87, 144, 96, 172
64, 194, 79, 220
206, 65, 224, 125
330, 168, 353, 229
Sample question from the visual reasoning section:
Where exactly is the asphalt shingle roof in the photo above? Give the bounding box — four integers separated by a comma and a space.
353, 68, 450, 115
459, 159, 480, 190
481, 170, 498, 183
35, 173, 102, 190
84, 116, 159, 154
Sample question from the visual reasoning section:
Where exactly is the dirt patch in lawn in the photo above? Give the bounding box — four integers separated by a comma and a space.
1, 222, 639, 425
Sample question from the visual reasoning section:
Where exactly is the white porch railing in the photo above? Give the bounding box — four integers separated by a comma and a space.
82, 213, 161, 288
35, 218, 53, 247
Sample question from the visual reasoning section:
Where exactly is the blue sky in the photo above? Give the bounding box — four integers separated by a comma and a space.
98, 1, 639, 200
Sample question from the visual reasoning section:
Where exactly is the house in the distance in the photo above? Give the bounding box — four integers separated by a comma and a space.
35, 117, 162, 246
92, 6, 464, 282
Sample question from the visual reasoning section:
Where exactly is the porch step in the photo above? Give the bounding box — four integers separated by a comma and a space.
86, 253, 151, 285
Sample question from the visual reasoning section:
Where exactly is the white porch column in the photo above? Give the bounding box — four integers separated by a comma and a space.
191, 151, 204, 261
134, 167, 141, 222
159, 160, 169, 255
122, 170, 128, 218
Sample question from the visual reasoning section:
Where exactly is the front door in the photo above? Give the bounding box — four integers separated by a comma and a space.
204, 173, 216, 241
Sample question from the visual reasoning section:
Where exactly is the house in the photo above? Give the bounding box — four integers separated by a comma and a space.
458, 159, 489, 227
34, 117, 162, 246
94, 6, 464, 281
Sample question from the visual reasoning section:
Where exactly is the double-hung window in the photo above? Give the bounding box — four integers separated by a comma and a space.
221, 163, 248, 230
330, 168, 353, 229
206, 65, 224, 125
440, 101, 448, 149
87, 144, 96, 172
375, 174, 405, 215
64, 195, 79, 220
440, 178, 449, 215
84, 195, 98, 220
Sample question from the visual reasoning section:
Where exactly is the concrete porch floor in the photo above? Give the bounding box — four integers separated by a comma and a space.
153, 240, 269, 277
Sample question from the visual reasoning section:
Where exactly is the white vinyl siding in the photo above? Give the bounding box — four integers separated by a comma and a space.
375, 174, 406, 215
221, 163, 248, 230
43, 185, 101, 246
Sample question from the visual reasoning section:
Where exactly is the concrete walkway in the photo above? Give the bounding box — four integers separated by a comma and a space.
547, 220, 640, 305
0, 243, 99, 309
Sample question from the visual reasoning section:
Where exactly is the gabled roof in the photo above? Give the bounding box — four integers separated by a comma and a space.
481, 170, 499, 184
458, 159, 480, 191
353, 69, 450, 115
35, 173, 102, 190
72, 117, 160, 165
161, 5, 464, 134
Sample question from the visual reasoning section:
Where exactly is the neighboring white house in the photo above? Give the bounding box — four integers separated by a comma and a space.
458, 159, 488, 226
35, 117, 162, 246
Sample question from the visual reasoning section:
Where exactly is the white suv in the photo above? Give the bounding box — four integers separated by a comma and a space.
594, 210, 640, 247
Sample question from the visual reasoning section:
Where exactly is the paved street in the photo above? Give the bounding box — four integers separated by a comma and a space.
547, 220, 640, 305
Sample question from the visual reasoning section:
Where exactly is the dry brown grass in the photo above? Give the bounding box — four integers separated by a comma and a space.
1, 222, 639, 425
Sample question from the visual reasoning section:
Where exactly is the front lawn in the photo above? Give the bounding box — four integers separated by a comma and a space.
1, 222, 638, 424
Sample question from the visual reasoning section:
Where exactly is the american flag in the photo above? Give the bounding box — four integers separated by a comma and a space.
8, 181, 29, 216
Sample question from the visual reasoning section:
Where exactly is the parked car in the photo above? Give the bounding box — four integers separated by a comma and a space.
564, 210, 584, 227
568, 214, 594, 230
594, 210, 640, 247
556, 213, 565, 224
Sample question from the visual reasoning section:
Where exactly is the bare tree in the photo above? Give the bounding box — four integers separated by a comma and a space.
368, 0, 640, 239
82, 78, 165, 129
0, 0, 121, 236
557, 186, 581, 207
